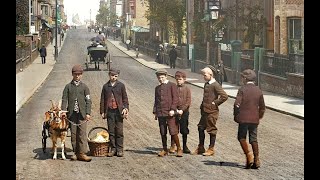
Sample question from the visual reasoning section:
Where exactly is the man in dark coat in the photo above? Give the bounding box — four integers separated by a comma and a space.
39, 44, 47, 64
169, 45, 178, 69
61, 64, 92, 162
100, 68, 129, 157
153, 69, 183, 157
234, 69, 265, 169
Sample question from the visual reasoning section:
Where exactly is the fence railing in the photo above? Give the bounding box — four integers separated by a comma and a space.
261, 52, 304, 77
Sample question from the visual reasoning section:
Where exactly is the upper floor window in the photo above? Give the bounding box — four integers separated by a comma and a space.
288, 17, 303, 54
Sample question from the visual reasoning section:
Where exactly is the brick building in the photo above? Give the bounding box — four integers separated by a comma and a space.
274, 0, 304, 54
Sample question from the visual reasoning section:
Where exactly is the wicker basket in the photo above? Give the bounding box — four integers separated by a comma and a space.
87, 127, 109, 157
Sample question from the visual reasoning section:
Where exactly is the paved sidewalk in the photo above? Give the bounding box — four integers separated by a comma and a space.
16, 33, 67, 113
107, 38, 304, 119
15, 34, 304, 119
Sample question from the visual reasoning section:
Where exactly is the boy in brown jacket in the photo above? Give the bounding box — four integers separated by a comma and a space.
234, 69, 265, 169
192, 65, 228, 156
153, 69, 183, 157
169, 71, 192, 154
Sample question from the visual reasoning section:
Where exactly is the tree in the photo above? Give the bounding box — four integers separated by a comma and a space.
145, 0, 186, 45
16, 0, 29, 35
220, 0, 267, 48
96, 5, 111, 27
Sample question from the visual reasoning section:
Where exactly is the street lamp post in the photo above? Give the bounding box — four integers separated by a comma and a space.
207, 0, 221, 64
54, 0, 58, 60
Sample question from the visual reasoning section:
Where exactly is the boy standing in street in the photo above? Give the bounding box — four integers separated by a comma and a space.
192, 65, 228, 156
153, 69, 183, 157
100, 68, 129, 157
61, 64, 92, 162
169, 71, 192, 154
234, 69, 265, 169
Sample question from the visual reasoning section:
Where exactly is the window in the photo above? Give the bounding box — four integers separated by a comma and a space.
288, 18, 303, 54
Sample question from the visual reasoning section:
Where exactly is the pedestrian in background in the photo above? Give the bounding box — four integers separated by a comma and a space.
100, 68, 129, 157
233, 69, 265, 169
216, 60, 226, 85
153, 69, 183, 157
192, 65, 228, 156
169, 71, 192, 154
169, 45, 178, 69
61, 30, 65, 41
39, 44, 47, 64
61, 64, 92, 162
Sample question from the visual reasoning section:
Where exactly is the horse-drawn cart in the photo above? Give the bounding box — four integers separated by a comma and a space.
86, 45, 111, 70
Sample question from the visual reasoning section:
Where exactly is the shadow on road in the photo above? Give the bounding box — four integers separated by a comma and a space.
202, 160, 244, 169
33, 147, 73, 160
125, 147, 163, 155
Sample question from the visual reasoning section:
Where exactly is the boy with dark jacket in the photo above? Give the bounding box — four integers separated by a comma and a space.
169, 71, 192, 154
234, 69, 265, 169
61, 64, 92, 162
153, 69, 183, 157
100, 68, 129, 157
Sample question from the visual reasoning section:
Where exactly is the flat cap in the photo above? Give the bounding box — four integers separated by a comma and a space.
155, 69, 168, 76
241, 69, 256, 81
109, 68, 120, 75
175, 71, 186, 78
72, 64, 83, 74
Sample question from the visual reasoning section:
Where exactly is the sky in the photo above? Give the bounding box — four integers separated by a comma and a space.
64, 0, 101, 24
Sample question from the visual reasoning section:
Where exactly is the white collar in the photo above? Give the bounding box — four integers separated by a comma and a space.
159, 80, 169, 85
246, 81, 255, 85
208, 78, 216, 84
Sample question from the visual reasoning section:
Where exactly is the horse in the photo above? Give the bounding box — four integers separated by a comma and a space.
44, 100, 69, 160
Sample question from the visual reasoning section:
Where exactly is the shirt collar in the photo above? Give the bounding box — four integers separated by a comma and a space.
162, 80, 169, 84
246, 81, 255, 85
208, 78, 216, 84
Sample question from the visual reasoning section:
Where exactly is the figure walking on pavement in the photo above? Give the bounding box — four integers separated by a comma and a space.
233, 69, 265, 169
39, 44, 47, 64
169, 71, 192, 154
169, 45, 178, 69
153, 69, 183, 157
100, 68, 129, 157
61, 65, 92, 162
192, 65, 228, 156
216, 60, 226, 85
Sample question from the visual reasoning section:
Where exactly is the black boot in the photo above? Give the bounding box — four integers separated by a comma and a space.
203, 134, 216, 156
182, 134, 191, 153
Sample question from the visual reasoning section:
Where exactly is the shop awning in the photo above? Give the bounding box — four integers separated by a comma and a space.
131, 26, 149, 33
42, 22, 51, 29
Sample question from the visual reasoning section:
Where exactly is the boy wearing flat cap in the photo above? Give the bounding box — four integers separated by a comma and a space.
100, 68, 129, 157
234, 69, 265, 169
168, 71, 192, 154
61, 64, 92, 162
193, 65, 228, 156
153, 69, 183, 157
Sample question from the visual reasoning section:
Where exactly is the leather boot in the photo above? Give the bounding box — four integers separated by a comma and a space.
107, 148, 116, 157
77, 153, 92, 162
203, 146, 215, 156
158, 135, 168, 157
70, 154, 77, 161
173, 135, 183, 157
240, 139, 254, 169
169, 136, 177, 153
182, 134, 191, 154
251, 142, 260, 169
192, 144, 205, 155
117, 150, 124, 157
192, 128, 205, 155
203, 134, 216, 156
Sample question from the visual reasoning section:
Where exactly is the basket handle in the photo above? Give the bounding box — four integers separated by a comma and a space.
88, 126, 108, 139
